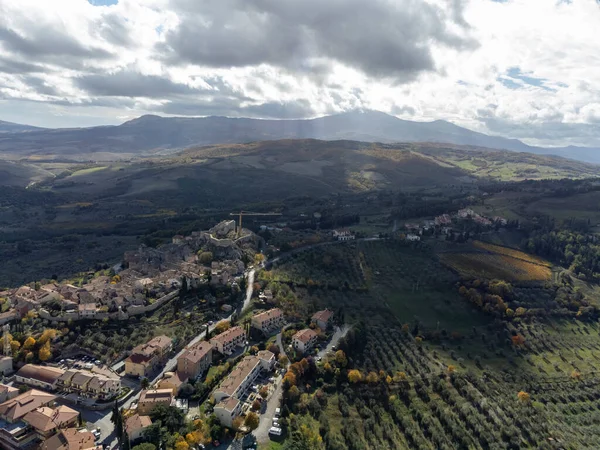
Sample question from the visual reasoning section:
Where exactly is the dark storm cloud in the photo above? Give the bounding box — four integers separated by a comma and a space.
76, 70, 209, 98
0, 26, 113, 61
156, 97, 316, 119
0, 57, 44, 74
159, 0, 476, 79
75, 70, 256, 102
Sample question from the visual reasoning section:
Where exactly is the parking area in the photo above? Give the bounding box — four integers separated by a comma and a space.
252, 372, 284, 444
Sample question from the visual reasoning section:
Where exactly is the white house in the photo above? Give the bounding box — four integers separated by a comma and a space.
332, 230, 355, 242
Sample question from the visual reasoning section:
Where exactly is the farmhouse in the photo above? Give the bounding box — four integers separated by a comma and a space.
292, 329, 318, 354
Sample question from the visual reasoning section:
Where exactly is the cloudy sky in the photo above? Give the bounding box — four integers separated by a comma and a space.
1, 0, 599, 147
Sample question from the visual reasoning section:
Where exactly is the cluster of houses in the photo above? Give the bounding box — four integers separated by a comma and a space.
403, 209, 508, 241
0, 221, 259, 327
14, 364, 121, 401
0, 385, 100, 450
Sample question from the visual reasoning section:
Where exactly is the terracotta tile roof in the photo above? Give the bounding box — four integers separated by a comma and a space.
125, 353, 153, 365
71, 371, 95, 386
179, 341, 212, 364
139, 389, 173, 405
131, 335, 172, 357
0, 389, 56, 421
216, 396, 240, 412
41, 427, 101, 450
293, 329, 318, 344
16, 364, 65, 385
311, 309, 333, 323
257, 350, 275, 362
252, 308, 283, 325
210, 326, 245, 345
125, 414, 152, 435
23, 405, 79, 432
217, 356, 260, 397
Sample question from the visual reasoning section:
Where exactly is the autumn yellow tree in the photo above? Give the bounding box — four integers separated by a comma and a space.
386, 375, 393, 384
38, 329, 58, 346
10, 340, 20, 354
23, 336, 36, 351
571, 370, 582, 381
214, 321, 231, 334
366, 372, 379, 384
335, 350, 347, 367
348, 369, 363, 383
515, 307, 526, 316
283, 371, 297, 389
517, 391, 530, 404
174, 439, 189, 450
230, 416, 243, 430
447, 365, 456, 375
39, 341, 51, 361
245, 412, 259, 430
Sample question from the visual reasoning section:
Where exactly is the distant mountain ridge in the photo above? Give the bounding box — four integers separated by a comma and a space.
0, 110, 598, 163
0, 119, 44, 133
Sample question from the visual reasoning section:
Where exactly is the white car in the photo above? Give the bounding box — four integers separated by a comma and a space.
269, 427, 282, 436
274, 407, 281, 417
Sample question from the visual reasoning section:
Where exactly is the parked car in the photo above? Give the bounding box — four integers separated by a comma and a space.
269, 427, 282, 436
274, 407, 281, 417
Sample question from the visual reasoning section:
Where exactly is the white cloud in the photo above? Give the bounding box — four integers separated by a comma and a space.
0, 0, 599, 147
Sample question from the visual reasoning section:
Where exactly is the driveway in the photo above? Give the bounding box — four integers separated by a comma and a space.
252, 373, 283, 444
318, 325, 350, 358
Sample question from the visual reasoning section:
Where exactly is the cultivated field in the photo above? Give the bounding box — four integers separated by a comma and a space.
439, 244, 553, 282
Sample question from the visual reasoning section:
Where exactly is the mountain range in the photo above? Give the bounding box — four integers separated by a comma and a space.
0, 110, 598, 163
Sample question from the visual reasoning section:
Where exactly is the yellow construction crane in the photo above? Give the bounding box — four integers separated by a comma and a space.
230, 211, 282, 237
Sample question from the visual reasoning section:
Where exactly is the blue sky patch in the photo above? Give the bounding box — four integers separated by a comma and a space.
88, 0, 118, 6
498, 67, 556, 91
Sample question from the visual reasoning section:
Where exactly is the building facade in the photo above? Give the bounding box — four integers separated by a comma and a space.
292, 329, 318, 354
251, 308, 285, 334
210, 326, 246, 355
177, 341, 213, 380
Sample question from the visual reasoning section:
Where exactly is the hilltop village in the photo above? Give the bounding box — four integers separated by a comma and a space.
0, 220, 260, 327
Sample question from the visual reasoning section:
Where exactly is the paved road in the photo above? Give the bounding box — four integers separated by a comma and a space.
318, 325, 351, 358
242, 269, 255, 312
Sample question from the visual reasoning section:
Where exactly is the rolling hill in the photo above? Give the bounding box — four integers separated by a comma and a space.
0, 119, 43, 133
0, 110, 598, 163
